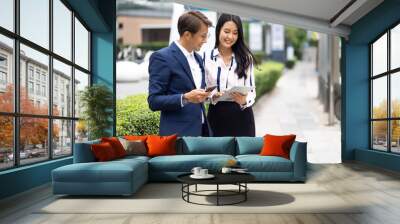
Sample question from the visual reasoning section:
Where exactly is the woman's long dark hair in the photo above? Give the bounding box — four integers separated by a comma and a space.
215, 13, 257, 79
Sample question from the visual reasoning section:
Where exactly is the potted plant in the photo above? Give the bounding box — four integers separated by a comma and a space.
79, 84, 113, 140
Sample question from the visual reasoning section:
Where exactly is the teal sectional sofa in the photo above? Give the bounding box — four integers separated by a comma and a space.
52, 137, 307, 196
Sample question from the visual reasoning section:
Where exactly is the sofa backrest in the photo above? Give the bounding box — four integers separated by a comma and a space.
235, 137, 264, 155
73, 139, 100, 163
74, 137, 274, 161
179, 137, 236, 155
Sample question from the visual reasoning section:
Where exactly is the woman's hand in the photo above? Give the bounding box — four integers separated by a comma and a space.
230, 92, 247, 106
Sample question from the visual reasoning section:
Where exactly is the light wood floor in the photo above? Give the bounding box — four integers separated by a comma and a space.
1, 162, 400, 224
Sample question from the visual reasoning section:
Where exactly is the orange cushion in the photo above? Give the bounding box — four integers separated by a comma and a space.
259, 134, 296, 159
146, 134, 177, 157
91, 142, 118, 161
101, 137, 126, 158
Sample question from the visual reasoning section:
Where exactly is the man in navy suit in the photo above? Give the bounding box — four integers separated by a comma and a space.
148, 11, 213, 136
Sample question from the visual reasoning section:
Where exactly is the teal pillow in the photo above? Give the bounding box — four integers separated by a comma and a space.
175, 137, 183, 154
235, 137, 263, 155
73, 139, 101, 163
181, 137, 235, 155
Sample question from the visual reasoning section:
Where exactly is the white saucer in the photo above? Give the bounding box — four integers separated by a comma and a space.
190, 174, 215, 179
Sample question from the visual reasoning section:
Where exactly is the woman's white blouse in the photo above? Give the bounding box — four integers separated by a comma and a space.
203, 48, 256, 108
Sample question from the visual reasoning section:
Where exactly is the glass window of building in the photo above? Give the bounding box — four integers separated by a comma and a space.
53, 119, 72, 158
19, 117, 49, 165
0, 116, 13, 170
20, 0, 49, 49
36, 83, 40, 95
53, 59, 72, 117
53, 0, 72, 60
0, 54, 7, 88
74, 18, 89, 70
0, 0, 91, 170
28, 81, 34, 94
42, 85, 46, 97
74, 69, 89, 143
35, 70, 40, 81
54, 89, 58, 104
0, 35, 14, 113
29, 67, 34, 80
0, 71, 7, 84
0, 54, 7, 67
74, 69, 89, 118
0, 0, 14, 32
372, 34, 387, 77
20, 44, 49, 116
371, 23, 400, 154
391, 24, 400, 70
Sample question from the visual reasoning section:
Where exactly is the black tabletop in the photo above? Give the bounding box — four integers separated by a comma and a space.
177, 172, 255, 185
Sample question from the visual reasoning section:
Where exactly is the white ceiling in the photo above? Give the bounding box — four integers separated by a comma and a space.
174, 0, 384, 37
225, 0, 352, 22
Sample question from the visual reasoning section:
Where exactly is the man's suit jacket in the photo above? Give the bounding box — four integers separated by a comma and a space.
148, 42, 209, 136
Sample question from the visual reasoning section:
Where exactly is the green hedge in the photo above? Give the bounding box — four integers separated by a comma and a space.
116, 94, 160, 136
254, 61, 284, 101
285, 59, 296, 69
253, 51, 266, 64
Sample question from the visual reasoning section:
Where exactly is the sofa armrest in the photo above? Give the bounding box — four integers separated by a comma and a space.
289, 141, 307, 181
73, 140, 100, 163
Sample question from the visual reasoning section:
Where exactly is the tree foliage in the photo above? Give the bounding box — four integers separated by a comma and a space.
285, 27, 307, 60
79, 84, 114, 140
0, 84, 59, 150
372, 99, 400, 141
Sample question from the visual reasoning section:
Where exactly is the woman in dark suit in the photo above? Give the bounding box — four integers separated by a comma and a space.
205, 13, 257, 137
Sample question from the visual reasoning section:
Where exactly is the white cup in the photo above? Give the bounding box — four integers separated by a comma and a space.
221, 167, 232, 174
200, 169, 208, 176
191, 167, 202, 176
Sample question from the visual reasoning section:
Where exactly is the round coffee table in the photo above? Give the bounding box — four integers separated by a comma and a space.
177, 172, 255, 206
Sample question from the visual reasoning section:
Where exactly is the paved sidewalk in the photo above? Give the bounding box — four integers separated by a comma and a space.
117, 79, 148, 99
253, 57, 341, 163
